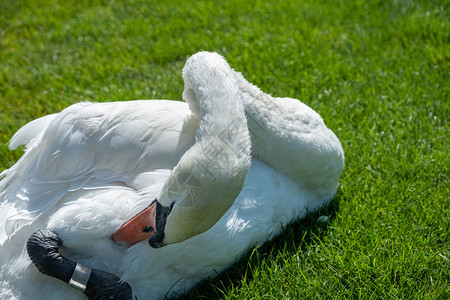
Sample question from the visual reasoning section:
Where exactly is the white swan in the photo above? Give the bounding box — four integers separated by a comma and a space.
0, 52, 344, 299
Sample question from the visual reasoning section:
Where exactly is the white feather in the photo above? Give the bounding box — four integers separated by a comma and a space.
0, 52, 344, 299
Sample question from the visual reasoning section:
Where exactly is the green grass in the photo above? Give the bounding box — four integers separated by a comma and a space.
1, 0, 448, 299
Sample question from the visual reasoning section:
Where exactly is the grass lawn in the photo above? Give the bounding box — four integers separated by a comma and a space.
1, 0, 448, 299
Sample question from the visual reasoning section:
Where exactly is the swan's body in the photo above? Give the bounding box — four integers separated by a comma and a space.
0, 52, 344, 299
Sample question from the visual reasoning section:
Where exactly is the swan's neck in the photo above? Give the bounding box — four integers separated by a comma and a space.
157, 52, 251, 245
234, 71, 344, 201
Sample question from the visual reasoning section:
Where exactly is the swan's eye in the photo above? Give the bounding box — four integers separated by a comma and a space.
142, 226, 154, 233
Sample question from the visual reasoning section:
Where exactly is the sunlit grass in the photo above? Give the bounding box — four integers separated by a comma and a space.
1, 0, 448, 299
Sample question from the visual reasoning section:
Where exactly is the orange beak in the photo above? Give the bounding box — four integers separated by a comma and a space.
113, 202, 158, 246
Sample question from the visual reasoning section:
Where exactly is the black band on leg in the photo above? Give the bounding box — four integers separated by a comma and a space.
27, 229, 132, 300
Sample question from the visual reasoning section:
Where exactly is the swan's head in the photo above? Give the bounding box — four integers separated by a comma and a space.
113, 51, 251, 248
112, 199, 172, 247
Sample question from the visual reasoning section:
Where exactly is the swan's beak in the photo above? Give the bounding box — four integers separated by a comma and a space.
113, 202, 158, 245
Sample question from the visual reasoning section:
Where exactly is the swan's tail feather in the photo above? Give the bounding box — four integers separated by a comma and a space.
9, 114, 57, 150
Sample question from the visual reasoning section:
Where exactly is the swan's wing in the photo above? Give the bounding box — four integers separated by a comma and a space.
0, 100, 195, 244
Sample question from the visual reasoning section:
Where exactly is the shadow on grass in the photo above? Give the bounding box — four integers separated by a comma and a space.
179, 191, 343, 299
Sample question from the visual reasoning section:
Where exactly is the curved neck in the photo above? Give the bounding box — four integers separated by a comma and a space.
233, 71, 344, 200
158, 52, 251, 245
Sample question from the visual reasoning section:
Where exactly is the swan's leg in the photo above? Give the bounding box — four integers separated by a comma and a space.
234, 71, 345, 202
